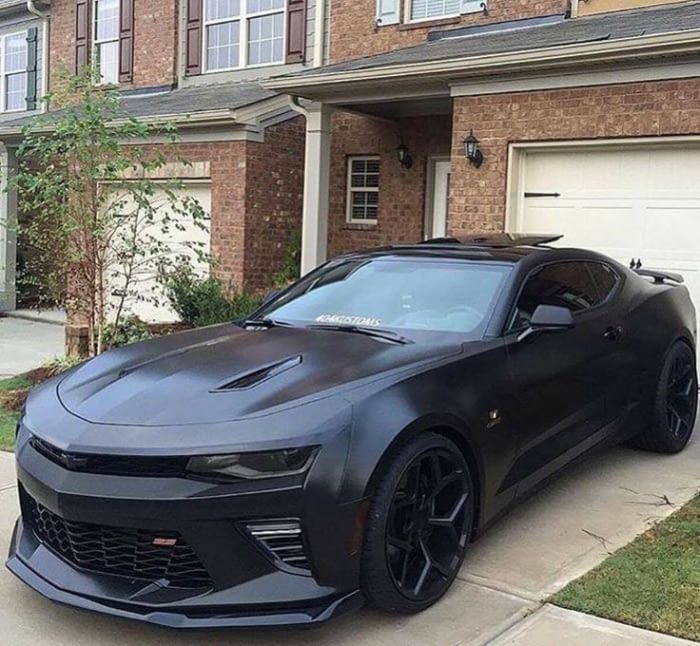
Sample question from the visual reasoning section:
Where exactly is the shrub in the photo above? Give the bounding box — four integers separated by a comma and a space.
272, 232, 302, 288
101, 316, 153, 350
161, 264, 262, 328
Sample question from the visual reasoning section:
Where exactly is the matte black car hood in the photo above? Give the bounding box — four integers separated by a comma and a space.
57, 325, 460, 427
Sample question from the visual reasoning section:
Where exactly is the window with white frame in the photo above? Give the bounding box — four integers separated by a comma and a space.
410, 0, 461, 21
407, 0, 485, 22
347, 157, 380, 224
94, 0, 120, 84
204, 0, 286, 72
2, 33, 28, 111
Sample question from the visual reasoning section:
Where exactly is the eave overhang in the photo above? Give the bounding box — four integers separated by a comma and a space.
0, 94, 293, 140
263, 28, 700, 101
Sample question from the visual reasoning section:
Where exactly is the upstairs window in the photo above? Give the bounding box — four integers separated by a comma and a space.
410, 0, 461, 21
3, 33, 28, 112
93, 0, 120, 84
204, 0, 286, 71
347, 157, 380, 224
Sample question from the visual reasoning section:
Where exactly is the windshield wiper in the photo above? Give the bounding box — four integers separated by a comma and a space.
241, 318, 293, 329
305, 324, 412, 345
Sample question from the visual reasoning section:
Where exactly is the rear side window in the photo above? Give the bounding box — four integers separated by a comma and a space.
509, 262, 598, 330
587, 262, 619, 303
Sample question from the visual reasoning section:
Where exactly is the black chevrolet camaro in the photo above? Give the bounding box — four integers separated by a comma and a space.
7, 234, 698, 628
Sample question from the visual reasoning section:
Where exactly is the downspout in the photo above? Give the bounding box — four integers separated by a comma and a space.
313, 0, 326, 67
26, 0, 50, 113
569, 0, 579, 18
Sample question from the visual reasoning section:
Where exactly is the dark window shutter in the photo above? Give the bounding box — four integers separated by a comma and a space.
26, 27, 39, 110
286, 0, 307, 64
119, 0, 134, 83
185, 0, 203, 76
75, 0, 90, 73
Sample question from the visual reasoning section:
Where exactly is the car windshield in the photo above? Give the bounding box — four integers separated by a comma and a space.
259, 258, 511, 338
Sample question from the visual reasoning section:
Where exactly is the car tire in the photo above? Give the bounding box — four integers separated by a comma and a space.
360, 432, 474, 614
632, 340, 698, 454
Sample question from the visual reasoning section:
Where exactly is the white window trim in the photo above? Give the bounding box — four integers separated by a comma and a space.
0, 30, 29, 113
404, 0, 486, 24
202, 0, 287, 74
93, 0, 120, 85
346, 156, 380, 226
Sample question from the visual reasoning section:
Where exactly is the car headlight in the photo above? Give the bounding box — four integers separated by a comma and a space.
186, 447, 318, 481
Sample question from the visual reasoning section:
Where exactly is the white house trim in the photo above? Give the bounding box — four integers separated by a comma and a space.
450, 59, 700, 96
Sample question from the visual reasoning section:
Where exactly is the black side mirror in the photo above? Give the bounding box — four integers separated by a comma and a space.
518, 304, 574, 342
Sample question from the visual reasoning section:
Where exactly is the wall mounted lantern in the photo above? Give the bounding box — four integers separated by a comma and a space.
397, 143, 413, 169
464, 131, 484, 168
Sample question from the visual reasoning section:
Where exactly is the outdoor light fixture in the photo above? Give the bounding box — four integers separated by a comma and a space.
397, 143, 413, 169
464, 131, 484, 168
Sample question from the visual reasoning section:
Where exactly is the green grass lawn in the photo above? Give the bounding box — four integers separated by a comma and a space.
0, 375, 33, 452
552, 494, 700, 642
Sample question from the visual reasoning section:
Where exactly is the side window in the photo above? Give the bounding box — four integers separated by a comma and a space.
587, 262, 619, 304
509, 262, 598, 331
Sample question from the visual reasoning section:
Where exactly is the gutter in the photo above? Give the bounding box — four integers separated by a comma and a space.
26, 0, 49, 113
263, 27, 700, 92
313, 0, 326, 67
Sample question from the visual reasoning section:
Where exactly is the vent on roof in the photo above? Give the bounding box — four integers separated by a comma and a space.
214, 356, 302, 391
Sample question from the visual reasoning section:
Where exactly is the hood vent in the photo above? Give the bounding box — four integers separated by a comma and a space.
215, 355, 302, 391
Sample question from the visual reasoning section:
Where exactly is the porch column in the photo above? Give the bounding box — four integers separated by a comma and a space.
0, 144, 17, 311
301, 102, 332, 275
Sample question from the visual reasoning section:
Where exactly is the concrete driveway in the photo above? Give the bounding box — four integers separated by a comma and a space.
1, 433, 698, 646
0, 315, 65, 378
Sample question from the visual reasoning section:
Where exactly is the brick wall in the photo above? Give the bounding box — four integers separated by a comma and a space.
148, 118, 305, 293
50, 0, 178, 91
243, 116, 306, 291
329, 0, 569, 63
449, 78, 700, 233
328, 112, 452, 257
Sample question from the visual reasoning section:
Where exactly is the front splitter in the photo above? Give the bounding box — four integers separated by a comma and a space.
6, 533, 363, 630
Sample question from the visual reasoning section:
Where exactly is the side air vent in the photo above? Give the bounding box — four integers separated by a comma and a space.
215, 356, 302, 391
245, 519, 311, 574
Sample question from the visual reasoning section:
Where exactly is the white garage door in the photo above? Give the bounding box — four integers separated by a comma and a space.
108, 183, 211, 324
511, 144, 700, 313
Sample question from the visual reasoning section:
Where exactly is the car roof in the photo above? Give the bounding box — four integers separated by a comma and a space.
340, 234, 579, 264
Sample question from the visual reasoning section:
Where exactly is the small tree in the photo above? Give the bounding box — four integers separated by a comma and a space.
11, 67, 209, 355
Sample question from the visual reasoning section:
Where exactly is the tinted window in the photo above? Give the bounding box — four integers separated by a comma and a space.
261, 259, 511, 337
510, 262, 598, 330
587, 262, 619, 303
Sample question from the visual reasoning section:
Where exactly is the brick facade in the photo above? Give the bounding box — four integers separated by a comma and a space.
50, 0, 178, 90
329, 0, 569, 63
328, 112, 452, 256
448, 78, 700, 233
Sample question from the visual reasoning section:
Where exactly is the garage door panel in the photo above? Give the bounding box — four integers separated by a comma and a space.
108, 184, 211, 324
513, 144, 700, 320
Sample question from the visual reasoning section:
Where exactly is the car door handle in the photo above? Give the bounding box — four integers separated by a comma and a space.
604, 325, 624, 341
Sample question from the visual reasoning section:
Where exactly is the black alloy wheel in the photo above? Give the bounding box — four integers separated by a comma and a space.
665, 348, 698, 443
361, 433, 474, 613
633, 341, 698, 454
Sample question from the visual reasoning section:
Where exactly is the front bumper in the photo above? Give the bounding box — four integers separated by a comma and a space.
6, 425, 364, 628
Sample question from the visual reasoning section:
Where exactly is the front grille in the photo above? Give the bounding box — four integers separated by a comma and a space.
25, 494, 212, 589
30, 437, 189, 477
246, 520, 311, 574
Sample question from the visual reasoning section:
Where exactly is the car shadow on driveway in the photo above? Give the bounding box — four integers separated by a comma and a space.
1, 431, 698, 646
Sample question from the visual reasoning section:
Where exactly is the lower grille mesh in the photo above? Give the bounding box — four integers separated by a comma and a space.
25, 494, 212, 589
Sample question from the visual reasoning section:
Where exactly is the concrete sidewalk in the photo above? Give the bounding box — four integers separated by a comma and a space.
0, 316, 65, 378
0, 433, 698, 645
